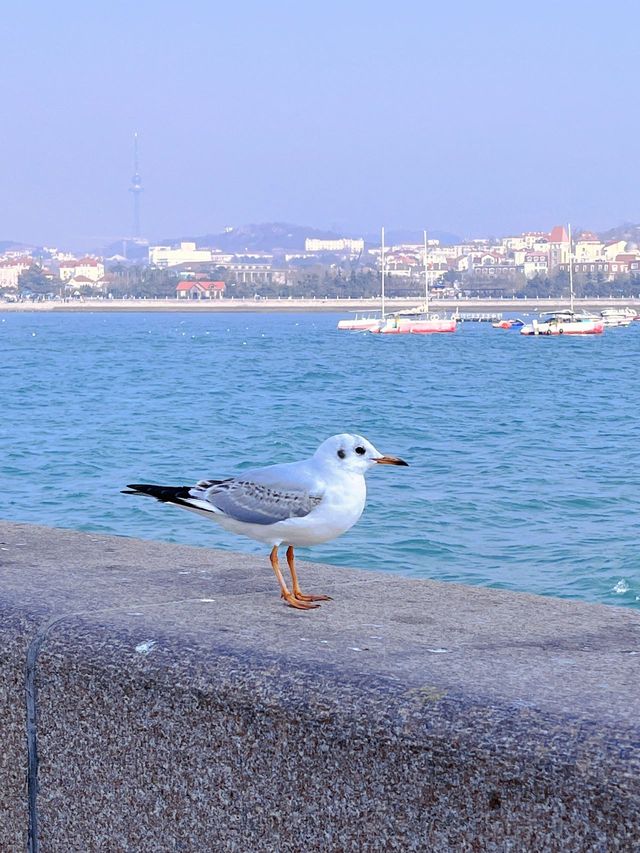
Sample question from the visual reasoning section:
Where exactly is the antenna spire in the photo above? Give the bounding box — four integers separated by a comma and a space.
129, 132, 143, 238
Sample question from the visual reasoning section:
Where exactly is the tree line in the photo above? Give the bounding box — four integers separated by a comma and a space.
10, 263, 640, 300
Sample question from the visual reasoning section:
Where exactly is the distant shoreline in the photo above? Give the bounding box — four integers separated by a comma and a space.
1, 296, 640, 314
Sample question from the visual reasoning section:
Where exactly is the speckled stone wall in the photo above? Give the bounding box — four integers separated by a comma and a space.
1, 521, 639, 852
0, 609, 32, 852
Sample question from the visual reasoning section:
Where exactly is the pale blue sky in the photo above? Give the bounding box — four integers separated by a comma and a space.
2, 0, 639, 246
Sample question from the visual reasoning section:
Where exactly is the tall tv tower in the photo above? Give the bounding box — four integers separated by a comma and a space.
129, 132, 143, 238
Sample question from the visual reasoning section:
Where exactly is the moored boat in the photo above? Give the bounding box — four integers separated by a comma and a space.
371, 230, 457, 335
492, 318, 525, 329
600, 307, 637, 328
520, 225, 604, 336
520, 310, 604, 336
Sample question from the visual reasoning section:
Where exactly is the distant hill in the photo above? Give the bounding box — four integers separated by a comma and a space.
0, 240, 32, 254
168, 223, 348, 253
599, 222, 640, 247
159, 222, 463, 252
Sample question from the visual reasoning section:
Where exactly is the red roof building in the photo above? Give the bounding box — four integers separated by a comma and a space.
548, 225, 569, 244
176, 280, 225, 300
548, 225, 570, 269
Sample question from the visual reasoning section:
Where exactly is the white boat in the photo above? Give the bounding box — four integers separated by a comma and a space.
339, 226, 388, 331
520, 224, 604, 336
520, 310, 604, 336
370, 230, 457, 334
337, 313, 381, 331
600, 307, 637, 328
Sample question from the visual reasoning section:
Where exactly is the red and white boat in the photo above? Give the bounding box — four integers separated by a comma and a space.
370, 230, 457, 335
520, 225, 604, 336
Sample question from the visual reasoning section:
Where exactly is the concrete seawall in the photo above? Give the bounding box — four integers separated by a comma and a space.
2, 296, 640, 313
1, 520, 639, 851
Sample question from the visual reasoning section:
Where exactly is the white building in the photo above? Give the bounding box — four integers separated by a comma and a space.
148, 242, 213, 268
523, 252, 549, 279
210, 251, 235, 266
304, 237, 364, 254
501, 232, 548, 251
602, 240, 628, 260
64, 274, 102, 291
0, 258, 32, 290
573, 232, 604, 262
59, 257, 105, 282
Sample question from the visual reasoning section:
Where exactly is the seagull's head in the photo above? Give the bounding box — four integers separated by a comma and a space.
314, 434, 408, 475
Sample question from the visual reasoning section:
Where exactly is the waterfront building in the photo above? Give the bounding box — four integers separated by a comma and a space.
149, 242, 213, 268
523, 252, 549, 278
64, 274, 100, 292
501, 231, 548, 251
548, 225, 570, 269
0, 257, 33, 291
225, 262, 279, 285
176, 280, 225, 299
602, 240, 628, 260
210, 251, 235, 266
464, 251, 520, 281
59, 257, 105, 282
574, 232, 604, 262
304, 237, 364, 254
559, 259, 631, 280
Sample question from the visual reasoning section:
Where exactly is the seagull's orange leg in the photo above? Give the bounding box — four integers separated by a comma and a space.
270, 546, 319, 610
286, 546, 333, 602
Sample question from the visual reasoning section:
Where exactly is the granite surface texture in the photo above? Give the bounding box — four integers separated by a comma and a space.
1, 520, 639, 852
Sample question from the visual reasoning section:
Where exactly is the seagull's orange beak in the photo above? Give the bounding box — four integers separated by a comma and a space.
374, 455, 409, 466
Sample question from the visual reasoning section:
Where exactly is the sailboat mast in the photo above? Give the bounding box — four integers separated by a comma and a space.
423, 229, 430, 314
381, 226, 386, 320
568, 223, 574, 313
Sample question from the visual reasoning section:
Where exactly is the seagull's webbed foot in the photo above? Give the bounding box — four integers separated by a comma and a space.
286, 546, 333, 603
294, 592, 333, 602
280, 590, 320, 610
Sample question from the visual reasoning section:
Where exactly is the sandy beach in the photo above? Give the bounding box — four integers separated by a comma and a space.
2, 296, 640, 313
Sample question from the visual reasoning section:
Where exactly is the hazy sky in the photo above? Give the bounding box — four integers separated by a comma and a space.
2, 1, 639, 247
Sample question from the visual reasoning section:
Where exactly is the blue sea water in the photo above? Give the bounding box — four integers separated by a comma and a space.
1, 309, 639, 609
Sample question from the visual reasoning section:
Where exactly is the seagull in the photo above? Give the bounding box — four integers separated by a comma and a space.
122, 433, 408, 610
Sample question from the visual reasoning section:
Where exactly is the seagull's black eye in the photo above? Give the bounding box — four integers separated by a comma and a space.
337, 449, 346, 459
355, 446, 366, 455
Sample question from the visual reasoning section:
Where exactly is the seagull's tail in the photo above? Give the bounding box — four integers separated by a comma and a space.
121, 484, 193, 505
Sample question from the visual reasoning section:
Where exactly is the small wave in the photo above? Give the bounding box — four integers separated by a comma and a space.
612, 579, 630, 594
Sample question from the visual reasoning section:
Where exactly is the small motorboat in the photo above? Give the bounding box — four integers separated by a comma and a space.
600, 307, 637, 328
492, 318, 525, 330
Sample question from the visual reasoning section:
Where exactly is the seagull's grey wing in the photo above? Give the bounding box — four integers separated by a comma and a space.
190, 477, 323, 525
